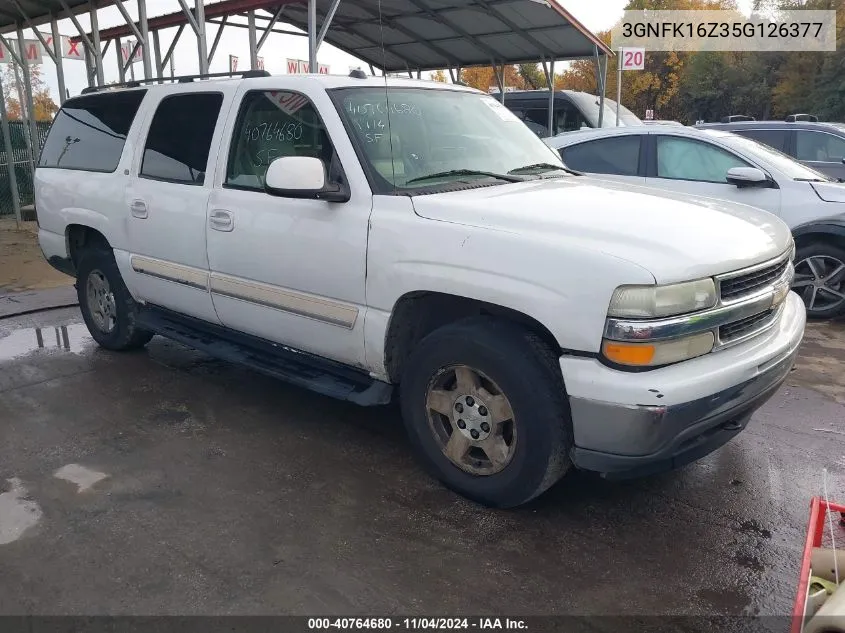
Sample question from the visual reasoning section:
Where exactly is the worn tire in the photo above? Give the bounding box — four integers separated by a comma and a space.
76, 247, 154, 351
400, 317, 572, 508
794, 240, 845, 319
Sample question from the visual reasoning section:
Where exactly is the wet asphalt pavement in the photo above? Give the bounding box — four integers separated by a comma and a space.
1, 306, 845, 617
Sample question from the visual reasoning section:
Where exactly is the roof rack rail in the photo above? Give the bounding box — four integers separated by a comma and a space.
786, 113, 818, 122
80, 69, 271, 94
720, 114, 755, 123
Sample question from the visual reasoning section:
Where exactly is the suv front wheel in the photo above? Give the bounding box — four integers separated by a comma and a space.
76, 248, 154, 351
400, 317, 572, 508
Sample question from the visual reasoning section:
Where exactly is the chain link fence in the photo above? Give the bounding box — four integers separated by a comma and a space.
0, 121, 51, 218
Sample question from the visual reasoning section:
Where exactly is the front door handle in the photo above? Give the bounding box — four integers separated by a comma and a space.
130, 199, 148, 219
209, 209, 234, 232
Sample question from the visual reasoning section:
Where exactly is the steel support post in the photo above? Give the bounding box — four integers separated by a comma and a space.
316, 0, 342, 49
116, 37, 126, 82
616, 51, 621, 127
248, 11, 258, 70
593, 46, 605, 127
195, 0, 207, 74
308, 0, 317, 72
493, 64, 504, 102
89, 0, 104, 85
208, 16, 226, 64
0, 40, 35, 171
137, 0, 152, 79
50, 15, 66, 102
547, 59, 555, 134
257, 8, 284, 51
163, 24, 184, 69
15, 23, 38, 166
152, 30, 163, 78
0, 76, 22, 225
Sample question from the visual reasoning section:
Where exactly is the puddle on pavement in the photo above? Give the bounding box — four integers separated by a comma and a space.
53, 464, 108, 492
0, 478, 42, 545
0, 323, 92, 361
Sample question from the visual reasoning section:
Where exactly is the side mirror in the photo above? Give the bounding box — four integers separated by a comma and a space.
726, 166, 771, 188
265, 156, 349, 203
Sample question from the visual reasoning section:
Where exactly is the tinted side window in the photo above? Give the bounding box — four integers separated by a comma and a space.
796, 130, 845, 162
737, 129, 788, 153
521, 109, 550, 137
560, 136, 641, 176
140, 93, 223, 184
656, 136, 748, 182
555, 103, 589, 133
226, 90, 337, 191
39, 90, 146, 172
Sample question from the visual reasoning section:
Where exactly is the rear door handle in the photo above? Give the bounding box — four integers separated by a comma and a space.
130, 199, 148, 219
209, 209, 234, 232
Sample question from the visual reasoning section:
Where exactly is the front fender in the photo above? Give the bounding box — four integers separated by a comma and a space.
365, 197, 655, 366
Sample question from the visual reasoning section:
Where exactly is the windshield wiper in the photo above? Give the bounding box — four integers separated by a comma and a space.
795, 177, 829, 182
508, 163, 580, 176
405, 169, 524, 185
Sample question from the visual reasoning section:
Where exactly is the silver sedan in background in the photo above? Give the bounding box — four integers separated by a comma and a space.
545, 126, 845, 318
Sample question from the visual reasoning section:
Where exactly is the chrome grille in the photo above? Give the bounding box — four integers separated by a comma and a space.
720, 259, 789, 302
718, 308, 776, 344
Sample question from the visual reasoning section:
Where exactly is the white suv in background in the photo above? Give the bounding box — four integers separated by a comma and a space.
35, 73, 805, 507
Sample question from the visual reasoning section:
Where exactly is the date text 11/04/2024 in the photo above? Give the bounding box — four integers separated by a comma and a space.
307, 618, 528, 630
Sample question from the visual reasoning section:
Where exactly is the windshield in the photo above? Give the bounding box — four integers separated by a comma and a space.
711, 130, 834, 181
601, 97, 643, 127
331, 87, 566, 193
563, 93, 641, 129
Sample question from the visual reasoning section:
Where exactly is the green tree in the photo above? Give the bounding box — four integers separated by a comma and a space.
2, 64, 58, 121
517, 63, 546, 89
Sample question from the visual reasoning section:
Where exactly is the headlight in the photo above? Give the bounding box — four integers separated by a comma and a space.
607, 279, 717, 319
602, 331, 715, 367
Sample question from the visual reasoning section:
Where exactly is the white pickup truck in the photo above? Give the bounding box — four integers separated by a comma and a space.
35, 71, 806, 507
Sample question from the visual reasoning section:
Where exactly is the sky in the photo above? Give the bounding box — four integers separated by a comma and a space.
5, 0, 752, 103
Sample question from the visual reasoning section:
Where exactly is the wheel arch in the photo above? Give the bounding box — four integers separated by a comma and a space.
66, 224, 112, 269
382, 290, 562, 384
792, 222, 845, 250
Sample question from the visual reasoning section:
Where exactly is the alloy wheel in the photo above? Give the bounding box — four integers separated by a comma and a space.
86, 269, 117, 333
793, 255, 845, 314
425, 365, 517, 476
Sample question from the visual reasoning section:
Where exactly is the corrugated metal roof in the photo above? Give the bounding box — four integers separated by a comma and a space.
267, 0, 611, 70
55, 0, 610, 72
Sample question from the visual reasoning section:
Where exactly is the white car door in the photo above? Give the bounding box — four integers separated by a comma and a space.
644, 133, 781, 215
556, 133, 647, 185
124, 90, 230, 324
205, 85, 370, 368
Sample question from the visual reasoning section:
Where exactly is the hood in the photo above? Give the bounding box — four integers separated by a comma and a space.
811, 181, 845, 203
411, 176, 792, 284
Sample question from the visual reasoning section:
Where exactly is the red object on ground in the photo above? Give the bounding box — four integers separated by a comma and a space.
793, 496, 845, 633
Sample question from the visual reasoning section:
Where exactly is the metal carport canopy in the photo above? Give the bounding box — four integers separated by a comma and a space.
71, 0, 612, 72
0, 0, 116, 33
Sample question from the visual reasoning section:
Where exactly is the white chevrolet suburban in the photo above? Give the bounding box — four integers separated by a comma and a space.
35, 71, 806, 508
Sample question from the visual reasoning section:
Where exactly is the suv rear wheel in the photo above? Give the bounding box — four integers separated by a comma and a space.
76, 248, 153, 351
400, 317, 572, 508
794, 241, 845, 319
